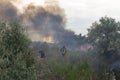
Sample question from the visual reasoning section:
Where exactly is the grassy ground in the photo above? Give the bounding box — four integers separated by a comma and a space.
34, 46, 115, 80
37, 59, 94, 80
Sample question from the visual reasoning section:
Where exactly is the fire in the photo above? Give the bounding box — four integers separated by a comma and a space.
43, 36, 54, 43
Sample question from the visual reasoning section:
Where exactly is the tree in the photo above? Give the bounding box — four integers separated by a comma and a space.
0, 21, 37, 80
87, 16, 120, 79
87, 16, 120, 58
76, 34, 87, 45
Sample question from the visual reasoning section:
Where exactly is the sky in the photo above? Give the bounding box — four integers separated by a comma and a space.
59, 0, 120, 35
21, 0, 120, 35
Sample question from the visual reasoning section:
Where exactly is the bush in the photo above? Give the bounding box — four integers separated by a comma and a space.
48, 61, 95, 80
0, 21, 37, 80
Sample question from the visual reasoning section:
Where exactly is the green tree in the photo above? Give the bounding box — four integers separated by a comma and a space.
87, 16, 120, 80
76, 34, 87, 45
0, 21, 37, 80
87, 16, 120, 58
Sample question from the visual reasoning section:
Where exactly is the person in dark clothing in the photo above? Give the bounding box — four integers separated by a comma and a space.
60, 46, 67, 56
39, 50, 45, 58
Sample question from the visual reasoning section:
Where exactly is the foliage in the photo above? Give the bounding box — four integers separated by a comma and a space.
46, 60, 96, 80
87, 16, 120, 80
87, 16, 120, 58
0, 21, 37, 80
76, 34, 87, 45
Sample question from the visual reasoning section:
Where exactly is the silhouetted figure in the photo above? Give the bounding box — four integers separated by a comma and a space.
39, 50, 45, 58
60, 46, 67, 56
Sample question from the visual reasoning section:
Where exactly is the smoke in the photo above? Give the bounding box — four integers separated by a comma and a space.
22, 3, 66, 40
0, 0, 78, 49
0, 0, 21, 21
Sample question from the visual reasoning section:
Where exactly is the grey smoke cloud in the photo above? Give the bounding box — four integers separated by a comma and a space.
0, 0, 78, 48
0, 0, 19, 21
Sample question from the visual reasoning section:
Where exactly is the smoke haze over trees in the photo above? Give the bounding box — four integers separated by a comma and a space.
0, 0, 88, 49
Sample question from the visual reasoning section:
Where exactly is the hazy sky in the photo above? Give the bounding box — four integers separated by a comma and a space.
24, 0, 120, 35
59, 0, 120, 35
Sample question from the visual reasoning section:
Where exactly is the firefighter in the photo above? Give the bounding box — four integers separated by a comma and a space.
39, 50, 45, 58
60, 46, 67, 56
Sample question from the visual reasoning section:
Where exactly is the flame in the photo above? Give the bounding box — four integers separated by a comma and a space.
43, 36, 54, 43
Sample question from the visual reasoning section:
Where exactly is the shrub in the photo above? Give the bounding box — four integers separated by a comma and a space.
0, 21, 37, 80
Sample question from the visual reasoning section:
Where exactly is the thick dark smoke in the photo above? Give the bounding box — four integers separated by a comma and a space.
0, 0, 21, 21
22, 2, 78, 49
23, 3, 66, 39
0, 0, 78, 49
